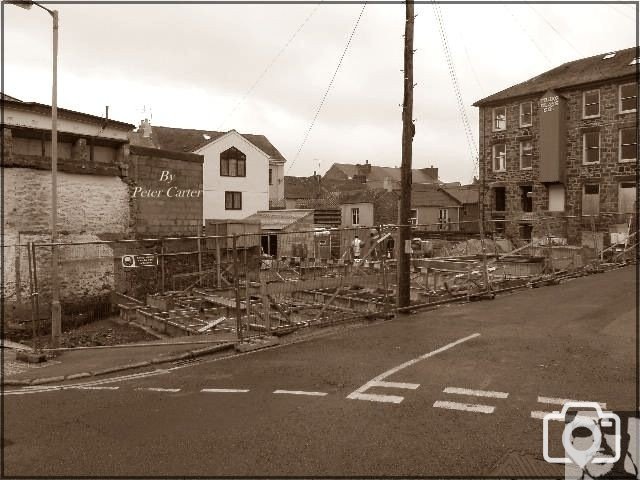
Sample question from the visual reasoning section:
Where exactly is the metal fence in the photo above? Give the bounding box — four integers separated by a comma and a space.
2, 215, 635, 345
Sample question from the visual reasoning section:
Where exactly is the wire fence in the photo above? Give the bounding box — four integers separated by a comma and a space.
2, 214, 636, 345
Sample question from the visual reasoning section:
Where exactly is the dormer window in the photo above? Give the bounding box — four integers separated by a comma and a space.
583, 89, 600, 119
630, 57, 639, 65
220, 147, 246, 177
602, 52, 616, 59
493, 106, 506, 131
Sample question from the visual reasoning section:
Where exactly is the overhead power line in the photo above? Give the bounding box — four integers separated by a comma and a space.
503, 4, 553, 66
286, 3, 367, 174
217, 4, 322, 131
525, 4, 583, 57
431, 2, 479, 176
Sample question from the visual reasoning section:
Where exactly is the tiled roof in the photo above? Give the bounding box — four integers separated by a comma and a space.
328, 163, 441, 184
284, 175, 323, 199
411, 186, 461, 207
132, 125, 286, 161
339, 189, 377, 204
442, 185, 479, 205
474, 46, 638, 106
244, 209, 314, 231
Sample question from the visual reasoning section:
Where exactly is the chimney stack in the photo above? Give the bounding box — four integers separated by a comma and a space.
140, 118, 152, 138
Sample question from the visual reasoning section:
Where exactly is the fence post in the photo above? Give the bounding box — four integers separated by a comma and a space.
27, 242, 37, 350
233, 235, 242, 343
260, 269, 270, 332
160, 239, 166, 294
197, 235, 203, 287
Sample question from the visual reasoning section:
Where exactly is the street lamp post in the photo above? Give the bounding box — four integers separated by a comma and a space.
8, 1, 61, 347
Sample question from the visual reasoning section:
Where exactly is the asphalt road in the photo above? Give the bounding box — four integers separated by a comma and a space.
3, 265, 637, 477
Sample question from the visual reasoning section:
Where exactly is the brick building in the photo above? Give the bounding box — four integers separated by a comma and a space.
473, 47, 638, 246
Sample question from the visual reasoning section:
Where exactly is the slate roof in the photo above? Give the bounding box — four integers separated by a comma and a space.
284, 175, 324, 199
328, 163, 441, 184
244, 209, 314, 231
442, 185, 479, 205
474, 46, 638, 106
132, 125, 286, 161
411, 186, 461, 207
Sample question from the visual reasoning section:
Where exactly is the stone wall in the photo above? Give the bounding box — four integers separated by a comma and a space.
479, 77, 636, 245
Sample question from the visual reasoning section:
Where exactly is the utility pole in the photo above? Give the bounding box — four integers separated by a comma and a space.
397, 0, 415, 309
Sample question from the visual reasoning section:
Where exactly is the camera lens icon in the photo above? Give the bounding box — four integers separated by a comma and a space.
543, 402, 621, 468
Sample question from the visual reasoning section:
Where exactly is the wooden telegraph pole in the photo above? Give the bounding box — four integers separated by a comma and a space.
397, 0, 415, 309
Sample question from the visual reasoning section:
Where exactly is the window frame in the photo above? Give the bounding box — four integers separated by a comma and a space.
493, 143, 507, 172
619, 83, 637, 114
220, 148, 247, 178
351, 207, 360, 226
519, 140, 533, 170
582, 89, 600, 119
224, 191, 242, 210
269, 168, 273, 185
619, 127, 638, 163
618, 182, 636, 214
409, 209, 418, 225
519, 101, 533, 127
492, 106, 506, 131
582, 131, 601, 165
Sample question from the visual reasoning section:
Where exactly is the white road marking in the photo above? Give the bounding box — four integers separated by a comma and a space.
531, 410, 562, 420
347, 333, 480, 404
537, 396, 607, 409
138, 387, 181, 392
350, 392, 405, 404
273, 390, 328, 397
433, 400, 495, 414
444, 387, 509, 399
370, 381, 420, 390
71, 386, 120, 390
3, 369, 169, 396
201, 388, 250, 393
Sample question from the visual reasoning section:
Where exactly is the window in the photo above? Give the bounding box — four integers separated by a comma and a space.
583, 131, 600, 164
582, 184, 600, 216
519, 102, 532, 127
494, 187, 506, 211
520, 185, 533, 212
493, 144, 506, 171
225, 191, 242, 210
583, 90, 600, 118
602, 52, 616, 59
269, 168, 273, 185
409, 209, 417, 225
619, 83, 637, 113
520, 140, 533, 169
220, 147, 246, 177
438, 209, 449, 230
619, 127, 638, 162
351, 207, 360, 225
619, 182, 636, 214
547, 185, 565, 212
493, 106, 506, 131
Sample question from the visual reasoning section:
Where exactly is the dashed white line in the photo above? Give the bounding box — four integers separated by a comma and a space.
371, 381, 420, 390
201, 388, 250, 393
531, 410, 561, 420
138, 387, 181, 393
433, 400, 495, 414
71, 386, 120, 391
273, 390, 328, 397
347, 333, 481, 404
444, 387, 509, 399
537, 396, 607, 409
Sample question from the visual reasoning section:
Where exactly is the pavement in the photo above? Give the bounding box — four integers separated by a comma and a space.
2, 265, 637, 477
1, 334, 237, 385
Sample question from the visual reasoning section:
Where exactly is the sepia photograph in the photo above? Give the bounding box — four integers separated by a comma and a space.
1, 0, 638, 477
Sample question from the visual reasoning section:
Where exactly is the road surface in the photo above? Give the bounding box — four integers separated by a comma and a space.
3, 265, 637, 476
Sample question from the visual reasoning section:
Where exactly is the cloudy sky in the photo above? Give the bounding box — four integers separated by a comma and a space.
4, 1, 636, 183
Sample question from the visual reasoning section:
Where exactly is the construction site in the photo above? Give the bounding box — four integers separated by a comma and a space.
4, 211, 636, 349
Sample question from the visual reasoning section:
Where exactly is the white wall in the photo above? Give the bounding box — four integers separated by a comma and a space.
269, 162, 285, 203
199, 131, 269, 221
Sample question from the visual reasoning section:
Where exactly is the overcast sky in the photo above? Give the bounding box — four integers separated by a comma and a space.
4, 1, 637, 183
